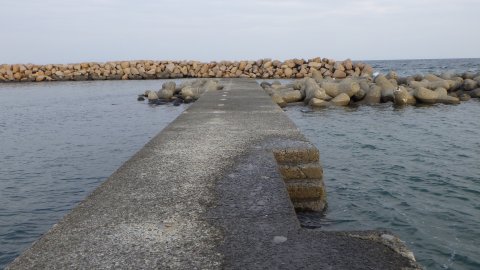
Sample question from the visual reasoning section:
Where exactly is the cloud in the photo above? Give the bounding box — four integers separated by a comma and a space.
0, 0, 478, 63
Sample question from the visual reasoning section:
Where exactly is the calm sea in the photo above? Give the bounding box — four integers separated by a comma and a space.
0, 59, 479, 269
0, 80, 188, 269
364, 58, 480, 77
289, 103, 480, 270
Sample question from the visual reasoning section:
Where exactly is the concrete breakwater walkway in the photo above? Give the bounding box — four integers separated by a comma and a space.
7, 79, 419, 269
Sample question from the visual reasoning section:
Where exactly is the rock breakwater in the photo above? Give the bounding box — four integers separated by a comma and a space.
139, 79, 224, 106
262, 71, 480, 107
0, 58, 372, 82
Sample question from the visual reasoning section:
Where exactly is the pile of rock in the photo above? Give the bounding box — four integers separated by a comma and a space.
0, 58, 373, 82
262, 71, 480, 108
138, 79, 223, 106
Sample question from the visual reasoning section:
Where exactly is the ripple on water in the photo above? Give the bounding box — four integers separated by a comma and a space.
289, 100, 480, 270
0, 80, 188, 269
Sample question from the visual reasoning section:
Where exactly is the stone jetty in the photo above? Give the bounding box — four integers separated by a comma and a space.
0, 58, 373, 82
262, 71, 480, 107
7, 79, 420, 270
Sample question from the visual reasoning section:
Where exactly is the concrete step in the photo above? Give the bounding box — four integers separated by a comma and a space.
277, 162, 323, 180
273, 144, 320, 165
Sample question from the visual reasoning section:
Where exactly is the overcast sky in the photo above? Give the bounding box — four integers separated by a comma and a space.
1, 0, 479, 64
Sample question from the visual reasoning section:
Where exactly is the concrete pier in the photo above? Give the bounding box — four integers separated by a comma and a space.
7, 79, 420, 269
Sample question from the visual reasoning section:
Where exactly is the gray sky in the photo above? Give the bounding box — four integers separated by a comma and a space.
1, 0, 479, 64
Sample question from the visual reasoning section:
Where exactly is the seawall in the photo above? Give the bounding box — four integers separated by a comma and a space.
0, 58, 373, 82
6, 79, 419, 269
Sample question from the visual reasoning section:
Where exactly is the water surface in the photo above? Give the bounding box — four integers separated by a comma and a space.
1, 58, 480, 269
287, 102, 480, 270
364, 58, 480, 77
0, 80, 187, 268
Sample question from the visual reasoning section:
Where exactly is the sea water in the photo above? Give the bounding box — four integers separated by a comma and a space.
0, 80, 188, 268
288, 102, 480, 269
0, 59, 479, 269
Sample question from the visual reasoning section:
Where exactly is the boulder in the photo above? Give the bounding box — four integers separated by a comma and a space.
308, 62, 322, 69
311, 69, 323, 82
358, 85, 382, 105
281, 90, 303, 103
386, 71, 398, 81
450, 77, 464, 91
414, 87, 460, 104
147, 91, 159, 101
157, 89, 174, 100
321, 80, 360, 98
173, 98, 184, 106
338, 80, 361, 97
292, 79, 305, 90
309, 98, 329, 108
320, 81, 339, 97
351, 88, 366, 102
184, 96, 194, 104
435, 87, 448, 97
408, 80, 454, 91
284, 68, 293, 78
162, 81, 176, 91
462, 72, 477, 80
271, 93, 287, 107
333, 62, 345, 71
474, 76, 480, 85
389, 78, 398, 88
424, 74, 443, 81
203, 80, 219, 92
130, 67, 140, 75
263, 61, 272, 68
393, 86, 416, 106
263, 87, 276, 96
260, 81, 272, 89
374, 75, 395, 102
463, 79, 478, 91
458, 93, 471, 101
343, 59, 353, 70
467, 88, 480, 98
361, 64, 374, 76
397, 77, 408, 85
179, 80, 219, 99
180, 86, 195, 99
304, 78, 329, 104
413, 87, 438, 104
284, 60, 296, 68
165, 63, 176, 73
436, 93, 460, 105
330, 93, 350, 106
332, 70, 347, 79
359, 81, 371, 92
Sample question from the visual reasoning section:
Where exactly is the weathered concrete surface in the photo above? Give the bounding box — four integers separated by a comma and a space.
7, 79, 420, 269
